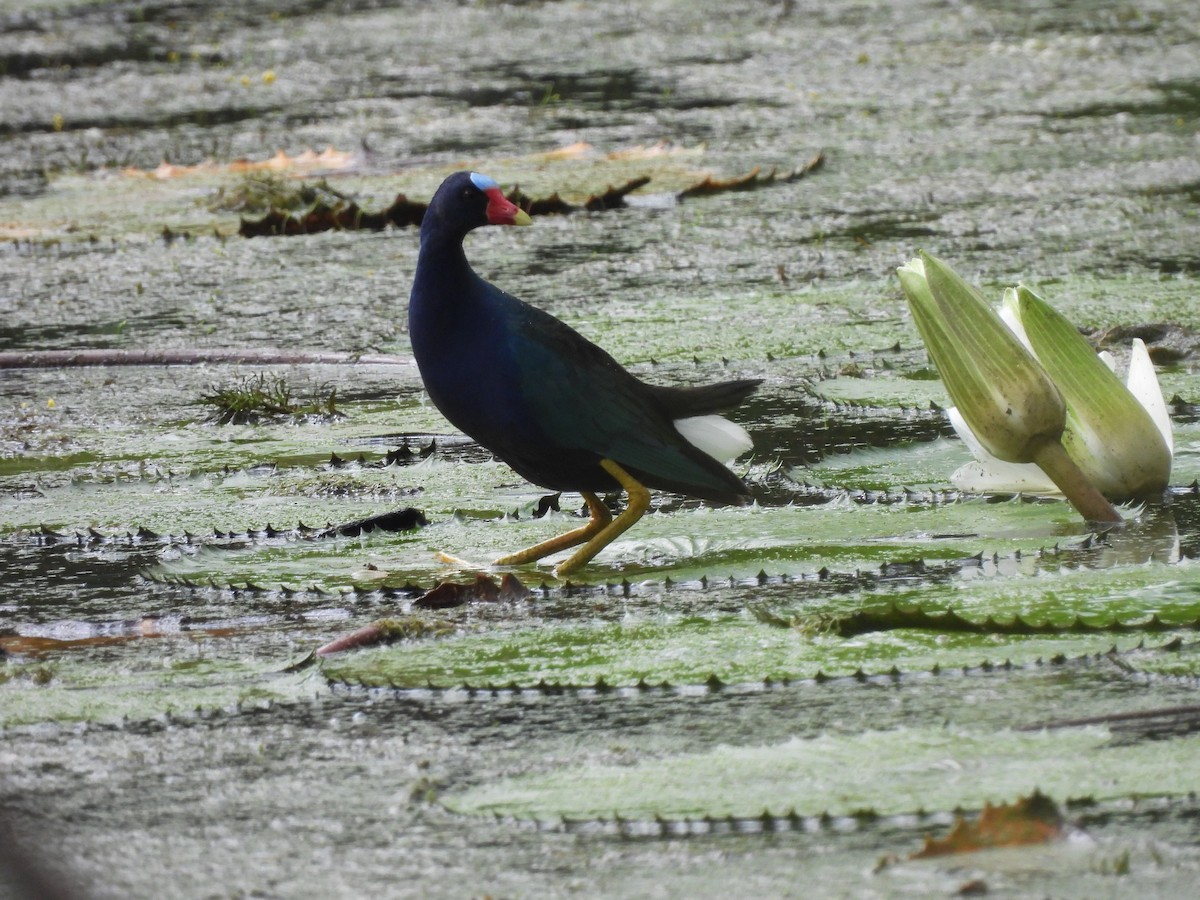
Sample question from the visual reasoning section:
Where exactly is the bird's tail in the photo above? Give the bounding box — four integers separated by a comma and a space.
649, 378, 762, 418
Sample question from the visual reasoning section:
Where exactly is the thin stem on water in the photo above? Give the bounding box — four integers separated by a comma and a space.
1032, 439, 1124, 526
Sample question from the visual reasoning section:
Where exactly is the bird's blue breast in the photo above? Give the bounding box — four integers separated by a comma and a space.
408, 270, 542, 444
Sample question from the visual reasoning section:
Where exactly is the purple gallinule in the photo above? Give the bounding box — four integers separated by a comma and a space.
408, 172, 759, 575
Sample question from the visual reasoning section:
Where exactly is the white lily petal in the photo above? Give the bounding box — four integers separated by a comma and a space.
948, 406, 1059, 493
945, 406, 988, 459
952, 460, 1059, 494
1126, 338, 1173, 455
998, 287, 1034, 354
1097, 350, 1118, 375
898, 256, 926, 279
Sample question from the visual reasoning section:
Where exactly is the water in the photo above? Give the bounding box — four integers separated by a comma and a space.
3, 0, 1200, 896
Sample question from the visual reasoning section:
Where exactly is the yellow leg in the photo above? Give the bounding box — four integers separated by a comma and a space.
494, 490, 612, 566
553, 459, 651, 578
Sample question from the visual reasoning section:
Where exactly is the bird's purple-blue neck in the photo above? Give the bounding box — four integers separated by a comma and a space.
411, 173, 521, 350
416, 216, 471, 274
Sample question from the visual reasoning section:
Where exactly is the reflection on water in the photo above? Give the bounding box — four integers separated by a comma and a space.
1094, 503, 1181, 567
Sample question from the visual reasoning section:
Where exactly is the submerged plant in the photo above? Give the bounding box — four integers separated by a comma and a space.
200, 372, 342, 424
899, 252, 1172, 522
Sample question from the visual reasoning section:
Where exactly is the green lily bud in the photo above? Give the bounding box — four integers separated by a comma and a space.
900, 252, 1123, 525
900, 252, 1066, 464
1013, 285, 1170, 500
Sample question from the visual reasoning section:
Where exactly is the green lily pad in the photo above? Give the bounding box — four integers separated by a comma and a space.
318, 503, 1200, 690
0, 640, 322, 728
443, 725, 1200, 822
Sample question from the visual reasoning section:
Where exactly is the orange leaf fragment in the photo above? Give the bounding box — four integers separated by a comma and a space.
911, 791, 1064, 859
534, 141, 596, 160
124, 147, 355, 179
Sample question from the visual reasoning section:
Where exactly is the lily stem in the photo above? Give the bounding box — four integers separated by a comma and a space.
1032, 439, 1124, 526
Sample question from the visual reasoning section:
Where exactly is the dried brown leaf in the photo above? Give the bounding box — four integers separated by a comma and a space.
911, 791, 1064, 858
413, 573, 532, 610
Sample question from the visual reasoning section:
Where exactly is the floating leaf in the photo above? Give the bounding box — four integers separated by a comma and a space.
413, 573, 533, 609
676, 153, 825, 198
237, 157, 824, 236
238, 191, 427, 236
441, 727, 1200, 823
0, 617, 239, 658
911, 790, 1064, 858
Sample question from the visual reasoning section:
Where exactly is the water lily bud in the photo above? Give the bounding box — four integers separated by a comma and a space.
1013, 285, 1170, 500
900, 253, 1066, 464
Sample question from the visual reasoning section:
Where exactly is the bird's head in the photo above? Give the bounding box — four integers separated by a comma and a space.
425, 172, 532, 236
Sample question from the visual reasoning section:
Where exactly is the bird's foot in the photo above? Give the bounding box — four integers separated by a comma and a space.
493, 490, 612, 571
490, 462, 653, 578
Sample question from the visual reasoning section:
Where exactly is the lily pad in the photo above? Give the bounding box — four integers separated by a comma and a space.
443, 725, 1200, 822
